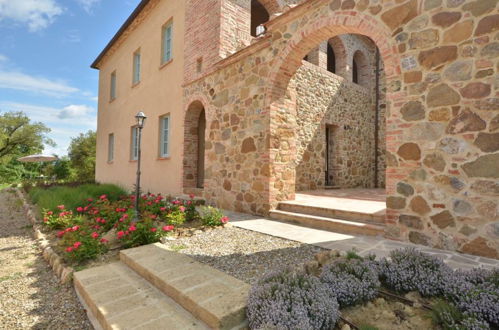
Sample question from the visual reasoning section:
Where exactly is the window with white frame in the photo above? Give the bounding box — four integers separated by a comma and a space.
159, 115, 170, 157
131, 126, 139, 160
108, 133, 114, 162
110, 71, 117, 100
161, 21, 173, 64
133, 50, 141, 84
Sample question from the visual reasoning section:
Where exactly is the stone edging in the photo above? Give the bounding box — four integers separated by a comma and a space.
14, 188, 74, 283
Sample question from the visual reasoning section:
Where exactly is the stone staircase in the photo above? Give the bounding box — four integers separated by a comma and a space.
74, 243, 250, 330
269, 201, 386, 237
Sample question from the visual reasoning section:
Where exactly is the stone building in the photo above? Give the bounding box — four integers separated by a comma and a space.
93, 0, 499, 258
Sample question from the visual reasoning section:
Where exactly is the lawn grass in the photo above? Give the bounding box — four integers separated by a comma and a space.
28, 183, 127, 212
0, 183, 9, 191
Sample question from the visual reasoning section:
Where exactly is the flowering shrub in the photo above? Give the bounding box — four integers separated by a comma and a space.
247, 268, 339, 330
443, 269, 499, 327
431, 300, 489, 330
199, 206, 228, 227
42, 207, 81, 229
320, 258, 380, 307
58, 224, 108, 263
116, 219, 174, 248
379, 248, 452, 296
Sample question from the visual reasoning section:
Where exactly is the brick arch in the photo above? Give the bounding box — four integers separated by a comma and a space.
327, 36, 348, 78
183, 99, 208, 193
257, 0, 282, 15
264, 9, 404, 208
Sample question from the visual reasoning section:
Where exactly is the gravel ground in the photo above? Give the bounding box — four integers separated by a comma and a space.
162, 225, 324, 284
0, 189, 91, 330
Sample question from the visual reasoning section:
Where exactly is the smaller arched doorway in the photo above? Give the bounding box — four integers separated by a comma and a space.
183, 101, 206, 190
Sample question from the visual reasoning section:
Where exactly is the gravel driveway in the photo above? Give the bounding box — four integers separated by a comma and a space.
0, 189, 91, 330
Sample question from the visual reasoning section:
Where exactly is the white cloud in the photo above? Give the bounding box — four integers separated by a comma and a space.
58, 104, 93, 119
0, 71, 79, 96
0, 0, 63, 32
76, 0, 101, 13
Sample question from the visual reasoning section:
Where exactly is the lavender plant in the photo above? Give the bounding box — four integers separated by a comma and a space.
379, 248, 452, 296
444, 269, 499, 327
247, 268, 340, 330
431, 300, 489, 330
320, 258, 380, 307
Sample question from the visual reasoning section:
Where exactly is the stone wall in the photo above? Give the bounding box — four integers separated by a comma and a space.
182, 0, 499, 258
292, 61, 377, 191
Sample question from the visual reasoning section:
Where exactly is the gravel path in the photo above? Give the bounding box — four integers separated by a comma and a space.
0, 189, 91, 330
162, 225, 324, 284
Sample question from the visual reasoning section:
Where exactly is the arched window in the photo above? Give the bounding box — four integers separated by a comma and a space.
327, 42, 336, 74
251, 0, 269, 37
352, 50, 368, 86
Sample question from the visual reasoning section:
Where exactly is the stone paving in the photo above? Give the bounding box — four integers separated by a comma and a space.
226, 211, 499, 271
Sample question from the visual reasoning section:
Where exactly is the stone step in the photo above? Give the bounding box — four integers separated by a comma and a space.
269, 210, 385, 237
120, 243, 250, 330
278, 201, 385, 224
74, 262, 210, 330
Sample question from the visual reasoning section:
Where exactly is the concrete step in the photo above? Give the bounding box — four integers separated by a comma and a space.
74, 262, 210, 330
120, 243, 250, 330
269, 209, 385, 237
278, 201, 385, 224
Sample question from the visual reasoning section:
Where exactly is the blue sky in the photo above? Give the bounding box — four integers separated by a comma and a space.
0, 0, 141, 156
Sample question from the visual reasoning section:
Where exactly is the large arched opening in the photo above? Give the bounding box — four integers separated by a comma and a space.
264, 11, 403, 217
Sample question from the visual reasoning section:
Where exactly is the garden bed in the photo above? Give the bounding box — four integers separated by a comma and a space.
25, 184, 230, 271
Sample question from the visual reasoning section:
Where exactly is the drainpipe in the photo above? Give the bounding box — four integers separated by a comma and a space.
374, 48, 380, 189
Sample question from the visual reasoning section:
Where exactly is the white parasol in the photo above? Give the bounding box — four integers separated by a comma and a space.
17, 154, 58, 163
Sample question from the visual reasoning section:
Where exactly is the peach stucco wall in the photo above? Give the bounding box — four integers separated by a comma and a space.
95, 0, 185, 196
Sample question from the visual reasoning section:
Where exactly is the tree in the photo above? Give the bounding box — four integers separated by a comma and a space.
0, 111, 54, 162
68, 130, 96, 181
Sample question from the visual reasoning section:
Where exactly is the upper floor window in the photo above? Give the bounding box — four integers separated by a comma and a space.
161, 21, 173, 64
133, 50, 141, 84
131, 126, 139, 160
159, 115, 170, 158
251, 0, 269, 37
108, 133, 114, 162
110, 71, 117, 101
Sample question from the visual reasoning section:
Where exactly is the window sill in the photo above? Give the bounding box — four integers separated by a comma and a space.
107, 161, 114, 164
109, 97, 116, 104
157, 156, 170, 161
129, 159, 138, 163
159, 59, 173, 70
132, 81, 141, 88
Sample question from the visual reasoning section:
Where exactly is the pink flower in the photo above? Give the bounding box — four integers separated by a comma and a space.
179, 206, 186, 212
76, 207, 83, 212
172, 200, 180, 205
100, 238, 109, 243
57, 205, 65, 210
91, 232, 99, 239
72, 225, 80, 232
189, 194, 195, 199
43, 217, 48, 223
117, 231, 125, 239
149, 215, 157, 219
220, 216, 229, 224
160, 207, 167, 212
128, 225, 137, 232
57, 231, 65, 238
47, 211, 53, 216
65, 228, 72, 233
87, 198, 93, 202
100, 194, 107, 200
150, 227, 157, 232
73, 241, 82, 249
66, 247, 73, 253
162, 225, 174, 232
187, 200, 192, 205
147, 201, 152, 206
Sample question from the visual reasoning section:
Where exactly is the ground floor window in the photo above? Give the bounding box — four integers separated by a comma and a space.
159, 115, 170, 158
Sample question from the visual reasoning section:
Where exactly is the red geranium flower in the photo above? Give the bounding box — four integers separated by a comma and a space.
43, 217, 48, 223
150, 227, 157, 232
162, 225, 174, 232
65, 247, 73, 253
129, 225, 137, 232
57, 205, 65, 210
220, 216, 229, 224
73, 241, 82, 249
72, 225, 80, 232
117, 231, 125, 239
47, 211, 53, 216
76, 207, 83, 212
189, 194, 195, 199
100, 238, 109, 243
179, 206, 186, 212
100, 194, 107, 200
160, 207, 167, 212
91, 232, 99, 239
57, 231, 65, 238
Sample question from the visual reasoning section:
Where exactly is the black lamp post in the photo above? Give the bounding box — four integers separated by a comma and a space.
134, 111, 147, 221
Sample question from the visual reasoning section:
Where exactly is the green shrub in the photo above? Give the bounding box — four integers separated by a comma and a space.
199, 206, 228, 227
58, 224, 108, 263
116, 219, 174, 248
42, 207, 84, 230
166, 210, 186, 226
29, 183, 126, 212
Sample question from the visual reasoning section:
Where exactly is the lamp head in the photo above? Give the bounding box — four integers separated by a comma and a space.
135, 111, 147, 128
